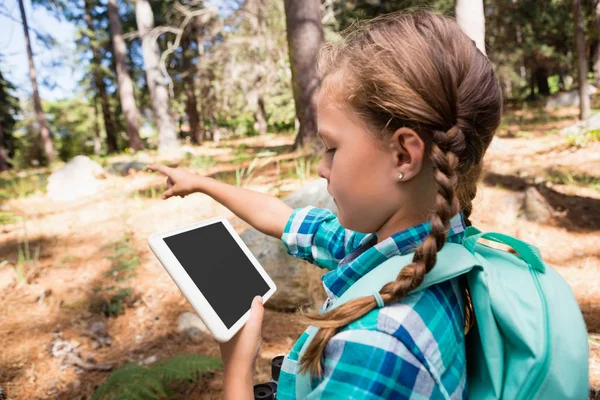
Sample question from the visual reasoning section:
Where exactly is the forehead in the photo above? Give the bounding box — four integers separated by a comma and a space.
316, 91, 359, 137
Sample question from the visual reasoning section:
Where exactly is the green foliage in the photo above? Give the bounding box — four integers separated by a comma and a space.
91, 234, 140, 317
187, 154, 217, 170
92, 354, 222, 400
105, 234, 140, 280
0, 171, 49, 204
566, 129, 600, 147
545, 167, 600, 192
293, 156, 316, 183
91, 286, 133, 317
1, 217, 40, 283
0, 67, 20, 166
44, 97, 98, 161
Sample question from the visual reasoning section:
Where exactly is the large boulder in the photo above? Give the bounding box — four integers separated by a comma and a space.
560, 111, 600, 136
241, 178, 337, 311
545, 85, 597, 109
46, 156, 106, 201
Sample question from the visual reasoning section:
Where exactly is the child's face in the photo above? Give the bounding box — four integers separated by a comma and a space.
316, 92, 406, 235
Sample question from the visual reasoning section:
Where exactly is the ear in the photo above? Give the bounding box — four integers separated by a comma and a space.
388, 127, 426, 181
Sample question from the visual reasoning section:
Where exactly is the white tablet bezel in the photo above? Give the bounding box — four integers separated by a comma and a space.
148, 216, 276, 342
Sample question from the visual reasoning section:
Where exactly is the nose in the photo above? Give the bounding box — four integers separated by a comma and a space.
317, 157, 329, 181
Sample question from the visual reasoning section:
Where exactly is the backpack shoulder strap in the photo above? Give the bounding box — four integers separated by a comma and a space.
462, 226, 545, 272
294, 242, 481, 399
332, 242, 480, 309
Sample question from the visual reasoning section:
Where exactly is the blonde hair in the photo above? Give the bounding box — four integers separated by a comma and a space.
300, 11, 502, 377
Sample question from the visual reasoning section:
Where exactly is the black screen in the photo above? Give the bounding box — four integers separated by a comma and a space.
163, 222, 270, 328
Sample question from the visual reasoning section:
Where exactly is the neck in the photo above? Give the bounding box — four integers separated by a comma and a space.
375, 206, 432, 244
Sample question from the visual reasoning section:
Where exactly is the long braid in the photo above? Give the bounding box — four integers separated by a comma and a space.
299, 126, 465, 377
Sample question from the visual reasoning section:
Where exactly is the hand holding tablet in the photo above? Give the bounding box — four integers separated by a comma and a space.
148, 217, 277, 342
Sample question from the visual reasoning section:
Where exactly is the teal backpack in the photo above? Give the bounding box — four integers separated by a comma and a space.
295, 227, 589, 399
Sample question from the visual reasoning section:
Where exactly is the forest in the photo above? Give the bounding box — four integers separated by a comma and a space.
0, 0, 599, 399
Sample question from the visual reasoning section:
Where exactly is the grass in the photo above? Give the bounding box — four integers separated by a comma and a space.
188, 155, 216, 170
132, 184, 162, 200
566, 129, 600, 148
91, 233, 140, 317
0, 217, 40, 283
0, 170, 49, 204
545, 167, 600, 192
293, 155, 316, 183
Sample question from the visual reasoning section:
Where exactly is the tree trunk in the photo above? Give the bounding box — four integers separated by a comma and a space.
574, 0, 591, 120
535, 67, 550, 96
84, 0, 118, 153
181, 35, 201, 144
283, 0, 323, 151
93, 99, 101, 155
455, 0, 487, 56
594, 0, 600, 82
108, 0, 143, 151
0, 123, 8, 172
135, 0, 179, 156
255, 94, 268, 135
18, 0, 55, 163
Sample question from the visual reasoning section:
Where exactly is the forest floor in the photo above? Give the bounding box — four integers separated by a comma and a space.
0, 105, 599, 399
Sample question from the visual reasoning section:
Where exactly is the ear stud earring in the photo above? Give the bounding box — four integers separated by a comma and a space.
397, 172, 404, 181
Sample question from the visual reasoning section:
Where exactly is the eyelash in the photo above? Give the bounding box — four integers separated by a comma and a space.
326, 147, 336, 154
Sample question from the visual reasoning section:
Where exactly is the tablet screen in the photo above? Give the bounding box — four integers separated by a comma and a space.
163, 222, 270, 328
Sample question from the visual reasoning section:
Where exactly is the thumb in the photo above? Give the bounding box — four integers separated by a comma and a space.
247, 296, 264, 329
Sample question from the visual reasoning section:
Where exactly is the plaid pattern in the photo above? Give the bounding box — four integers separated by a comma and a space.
277, 206, 468, 399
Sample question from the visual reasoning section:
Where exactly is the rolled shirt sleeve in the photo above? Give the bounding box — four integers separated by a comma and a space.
280, 206, 366, 270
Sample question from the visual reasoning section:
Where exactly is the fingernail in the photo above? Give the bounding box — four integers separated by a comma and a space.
253, 296, 263, 305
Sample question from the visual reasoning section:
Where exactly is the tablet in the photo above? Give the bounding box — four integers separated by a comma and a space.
148, 217, 276, 342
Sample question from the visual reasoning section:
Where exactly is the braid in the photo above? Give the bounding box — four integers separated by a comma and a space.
458, 163, 483, 226
299, 126, 464, 377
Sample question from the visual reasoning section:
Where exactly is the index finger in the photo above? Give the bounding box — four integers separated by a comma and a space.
146, 164, 171, 175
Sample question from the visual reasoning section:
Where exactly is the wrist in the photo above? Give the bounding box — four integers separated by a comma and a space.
192, 175, 210, 193
223, 362, 254, 400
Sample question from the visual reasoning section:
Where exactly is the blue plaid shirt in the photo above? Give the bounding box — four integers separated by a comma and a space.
277, 206, 468, 399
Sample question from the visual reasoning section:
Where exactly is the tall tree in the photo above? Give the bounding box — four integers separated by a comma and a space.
18, 0, 55, 163
107, 0, 143, 150
593, 0, 600, 83
83, 0, 119, 153
456, 0, 487, 56
574, 0, 591, 120
0, 69, 19, 171
283, 0, 323, 151
135, 0, 179, 155
181, 33, 201, 144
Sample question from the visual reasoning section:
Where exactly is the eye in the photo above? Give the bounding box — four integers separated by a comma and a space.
326, 148, 336, 154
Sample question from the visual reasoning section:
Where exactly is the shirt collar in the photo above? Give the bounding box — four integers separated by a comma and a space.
321, 212, 468, 300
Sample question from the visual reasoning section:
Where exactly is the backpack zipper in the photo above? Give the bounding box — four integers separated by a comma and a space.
516, 266, 551, 399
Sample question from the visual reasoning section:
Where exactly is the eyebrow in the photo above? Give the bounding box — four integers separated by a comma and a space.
317, 130, 335, 143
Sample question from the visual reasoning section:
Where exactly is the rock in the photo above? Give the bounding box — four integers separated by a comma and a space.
241, 178, 336, 311
176, 312, 211, 341
108, 161, 148, 176
545, 85, 597, 109
559, 109, 600, 136
142, 355, 158, 365
521, 187, 554, 223
82, 321, 112, 349
46, 156, 107, 201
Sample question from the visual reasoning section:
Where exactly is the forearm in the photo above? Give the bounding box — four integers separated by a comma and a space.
197, 177, 293, 239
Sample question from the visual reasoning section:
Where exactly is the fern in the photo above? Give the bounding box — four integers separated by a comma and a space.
92, 354, 222, 400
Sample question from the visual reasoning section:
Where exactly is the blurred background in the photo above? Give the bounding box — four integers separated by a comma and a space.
0, 0, 598, 399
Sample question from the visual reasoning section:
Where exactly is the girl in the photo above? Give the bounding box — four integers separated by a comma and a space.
149, 10, 502, 399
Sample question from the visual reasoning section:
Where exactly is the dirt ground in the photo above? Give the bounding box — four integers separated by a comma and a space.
0, 108, 598, 399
